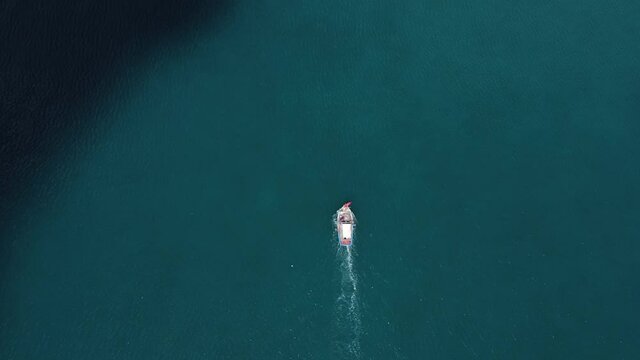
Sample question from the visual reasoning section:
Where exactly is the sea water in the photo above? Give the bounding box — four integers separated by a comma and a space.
2, 0, 640, 359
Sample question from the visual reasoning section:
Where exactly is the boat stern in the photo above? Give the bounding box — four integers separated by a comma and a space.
338, 222, 353, 246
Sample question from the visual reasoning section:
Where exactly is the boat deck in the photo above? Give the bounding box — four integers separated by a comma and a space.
338, 209, 355, 224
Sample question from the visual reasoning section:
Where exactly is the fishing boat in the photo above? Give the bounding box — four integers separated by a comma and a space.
336, 201, 356, 246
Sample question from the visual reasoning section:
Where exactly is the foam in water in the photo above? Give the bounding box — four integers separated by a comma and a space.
333, 215, 361, 358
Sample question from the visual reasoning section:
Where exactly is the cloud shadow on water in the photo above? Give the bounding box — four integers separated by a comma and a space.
0, 0, 231, 259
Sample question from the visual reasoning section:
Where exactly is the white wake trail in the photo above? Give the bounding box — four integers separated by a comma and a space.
335, 244, 361, 358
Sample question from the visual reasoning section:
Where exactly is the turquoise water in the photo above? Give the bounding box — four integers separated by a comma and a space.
2, 0, 640, 359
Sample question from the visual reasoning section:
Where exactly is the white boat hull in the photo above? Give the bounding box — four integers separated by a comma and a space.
336, 203, 356, 246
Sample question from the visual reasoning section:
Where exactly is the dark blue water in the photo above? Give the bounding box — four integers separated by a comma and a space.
2, 1, 639, 359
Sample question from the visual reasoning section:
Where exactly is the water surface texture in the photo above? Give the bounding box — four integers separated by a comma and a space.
2, 0, 639, 359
